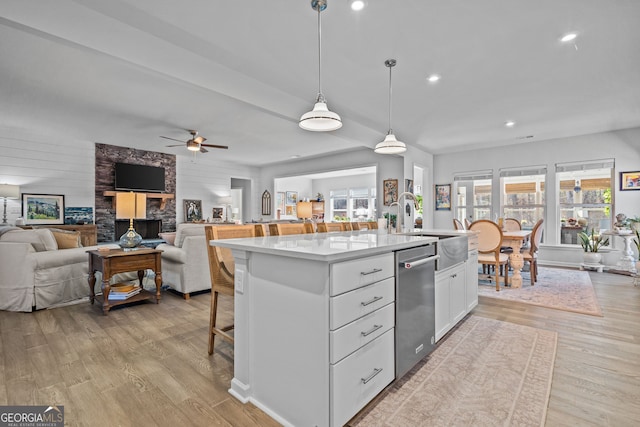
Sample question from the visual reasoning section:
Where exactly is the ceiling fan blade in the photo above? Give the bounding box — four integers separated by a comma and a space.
193, 136, 206, 144
201, 143, 229, 150
200, 147, 209, 153
160, 136, 185, 143
165, 144, 185, 147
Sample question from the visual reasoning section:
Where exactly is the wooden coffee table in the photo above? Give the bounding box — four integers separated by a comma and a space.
87, 248, 163, 315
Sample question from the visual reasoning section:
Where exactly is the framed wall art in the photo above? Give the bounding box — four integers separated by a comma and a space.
22, 193, 65, 225
620, 171, 640, 191
262, 190, 272, 215
183, 199, 203, 222
285, 191, 298, 205
211, 206, 225, 221
435, 184, 452, 211
383, 179, 398, 206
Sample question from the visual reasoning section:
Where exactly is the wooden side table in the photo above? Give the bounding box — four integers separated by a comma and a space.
87, 248, 163, 315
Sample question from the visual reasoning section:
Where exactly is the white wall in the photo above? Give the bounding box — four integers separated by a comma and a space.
0, 129, 260, 227
259, 148, 405, 222
433, 127, 640, 267
177, 156, 258, 223
0, 129, 95, 225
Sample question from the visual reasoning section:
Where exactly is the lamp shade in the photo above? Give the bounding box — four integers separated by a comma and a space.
299, 102, 342, 132
296, 201, 313, 219
374, 133, 407, 154
0, 184, 20, 199
115, 192, 146, 219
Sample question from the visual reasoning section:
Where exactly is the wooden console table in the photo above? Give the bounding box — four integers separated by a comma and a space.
87, 248, 163, 315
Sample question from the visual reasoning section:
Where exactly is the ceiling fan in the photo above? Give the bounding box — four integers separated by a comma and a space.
160, 130, 228, 153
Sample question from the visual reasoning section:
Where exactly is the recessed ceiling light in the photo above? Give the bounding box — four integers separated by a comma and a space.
504, 121, 516, 128
427, 74, 441, 83
560, 33, 577, 42
351, 1, 365, 11
290, 155, 301, 159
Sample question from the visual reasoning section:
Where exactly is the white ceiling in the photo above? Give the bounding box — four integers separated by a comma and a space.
1, 0, 639, 166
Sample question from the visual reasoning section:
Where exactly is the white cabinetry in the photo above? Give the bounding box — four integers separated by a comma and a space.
329, 253, 395, 427
435, 262, 466, 342
466, 249, 479, 311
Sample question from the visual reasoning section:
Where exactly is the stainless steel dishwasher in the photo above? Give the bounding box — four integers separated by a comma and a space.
395, 243, 439, 379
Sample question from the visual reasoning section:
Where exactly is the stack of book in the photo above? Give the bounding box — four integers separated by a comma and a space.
108, 282, 141, 300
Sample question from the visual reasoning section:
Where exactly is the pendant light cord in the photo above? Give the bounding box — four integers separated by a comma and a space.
388, 64, 393, 133
317, 5, 323, 101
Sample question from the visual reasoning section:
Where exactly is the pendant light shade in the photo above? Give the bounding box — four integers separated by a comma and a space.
299, 0, 342, 132
374, 59, 406, 154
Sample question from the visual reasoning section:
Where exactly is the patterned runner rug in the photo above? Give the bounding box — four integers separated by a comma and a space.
478, 266, 603, 316
350, 316, 557, 427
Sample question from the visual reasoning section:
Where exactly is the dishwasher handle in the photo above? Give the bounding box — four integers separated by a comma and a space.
403, 254, 440, 269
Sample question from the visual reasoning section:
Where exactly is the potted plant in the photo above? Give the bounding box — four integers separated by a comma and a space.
578, 228, 609, 264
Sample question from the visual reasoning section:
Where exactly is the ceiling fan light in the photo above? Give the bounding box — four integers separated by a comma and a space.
187, 140, 200, 151
299, 101, 342, 131
374, 133, 406, 154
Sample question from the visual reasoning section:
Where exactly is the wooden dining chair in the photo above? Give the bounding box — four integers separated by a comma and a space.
317, 222, 343, 232
205, 224, 259, 354
453, 218, 465, 230
522, 219, 544, 285
269, 222, 314, 236
464, 218, 472, 230
469, 219, 510, 291
503, 218, 522, 232
342, 222, 353, 231
353, 221, 377, 230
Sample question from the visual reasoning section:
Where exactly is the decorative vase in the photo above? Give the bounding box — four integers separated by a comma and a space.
583, 252, 602, 264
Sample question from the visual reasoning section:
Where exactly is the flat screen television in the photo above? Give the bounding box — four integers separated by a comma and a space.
114, 163, 165, 193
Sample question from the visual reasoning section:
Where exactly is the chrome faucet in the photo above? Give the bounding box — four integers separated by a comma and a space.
388, 192, 420, 234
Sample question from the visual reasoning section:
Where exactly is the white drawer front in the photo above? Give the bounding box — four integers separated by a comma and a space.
331, 329, 395, 427
330, 277, 395, 330
330, 302, 395, 364
330, 253, 394, 296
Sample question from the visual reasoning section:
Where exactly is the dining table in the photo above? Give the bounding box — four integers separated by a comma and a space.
502, 229, 532, 288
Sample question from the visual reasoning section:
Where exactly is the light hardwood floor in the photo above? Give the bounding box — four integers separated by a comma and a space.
0, 269, 638, 426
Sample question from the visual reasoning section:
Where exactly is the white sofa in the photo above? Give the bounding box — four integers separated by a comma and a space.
156, 223, 211, 298
0, 226, 120, 312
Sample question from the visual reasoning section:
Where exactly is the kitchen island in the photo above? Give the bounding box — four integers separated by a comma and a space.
209, 230, 468, 427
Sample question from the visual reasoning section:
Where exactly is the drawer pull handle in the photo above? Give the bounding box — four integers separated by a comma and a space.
361, 368, 383, 384
361, 296, 383, 306
361, 324, 383, 337
360, 268, 383, 276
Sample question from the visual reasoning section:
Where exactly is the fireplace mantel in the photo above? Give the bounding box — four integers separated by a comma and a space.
103, 191, 174, 209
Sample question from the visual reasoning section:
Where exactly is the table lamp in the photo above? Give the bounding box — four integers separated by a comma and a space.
116, 192, 146, 249
0, 184, 20, 225
297, 201, 313, 221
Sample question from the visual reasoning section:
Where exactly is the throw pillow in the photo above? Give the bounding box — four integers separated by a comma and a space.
50, 229, 82, 249
158, 232, 176, 245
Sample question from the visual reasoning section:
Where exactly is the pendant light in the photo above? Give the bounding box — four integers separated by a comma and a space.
299, 0, 342, 132
374, 59, 407, 154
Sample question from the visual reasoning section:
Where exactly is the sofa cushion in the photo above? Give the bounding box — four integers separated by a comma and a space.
0, 228, 58, 252
50, 229, 82, 249
174, 224, 205, 248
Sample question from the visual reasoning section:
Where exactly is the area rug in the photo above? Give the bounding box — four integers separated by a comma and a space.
350, 316, 557, 427
477, 267, 603, 316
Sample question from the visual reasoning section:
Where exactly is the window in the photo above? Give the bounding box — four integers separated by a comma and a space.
500, 167, 546, 230
556, 160, 614, 246
330, 187, 376, 221
454, 171, 492, 223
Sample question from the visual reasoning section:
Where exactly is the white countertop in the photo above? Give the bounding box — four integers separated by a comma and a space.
209, 230, 439, 262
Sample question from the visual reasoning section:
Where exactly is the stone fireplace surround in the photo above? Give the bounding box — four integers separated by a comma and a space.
95, 143, 176, 242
